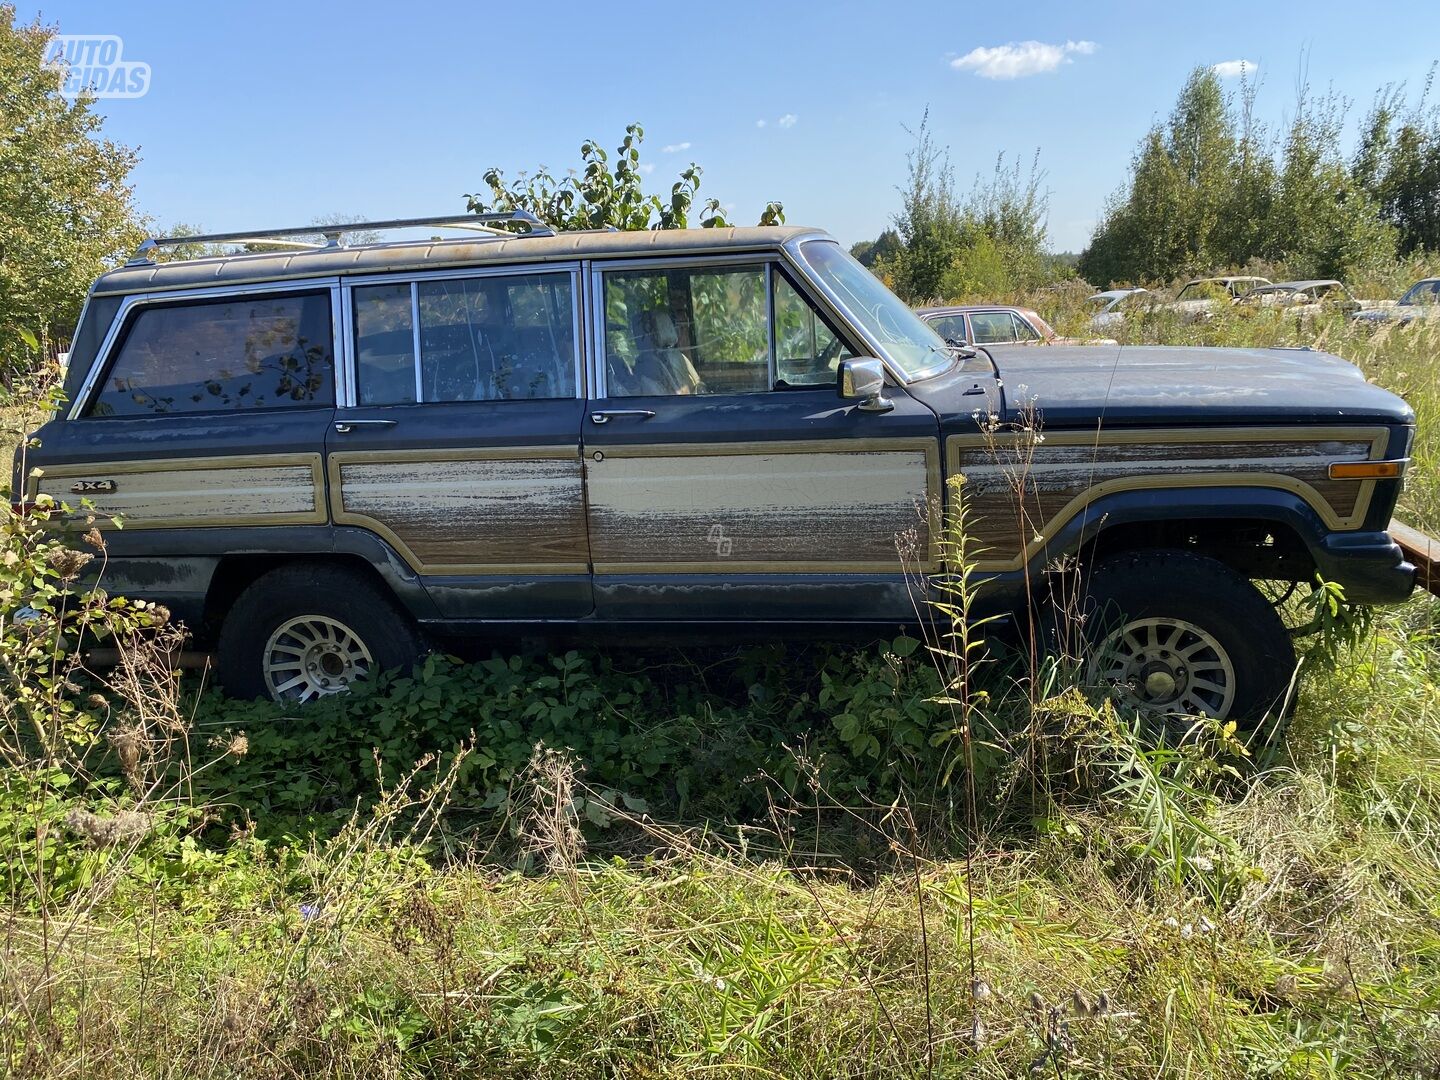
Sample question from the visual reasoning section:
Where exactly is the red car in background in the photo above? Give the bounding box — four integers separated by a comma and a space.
915, 304, 1102, 346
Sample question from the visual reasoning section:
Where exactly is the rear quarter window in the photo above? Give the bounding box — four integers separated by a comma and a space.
86, 290, 334, 418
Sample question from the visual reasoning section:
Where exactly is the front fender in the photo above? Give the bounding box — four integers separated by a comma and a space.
1034, 485, 1413, 605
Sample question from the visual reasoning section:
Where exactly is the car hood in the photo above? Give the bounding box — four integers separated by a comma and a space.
908, 344, 1414, 428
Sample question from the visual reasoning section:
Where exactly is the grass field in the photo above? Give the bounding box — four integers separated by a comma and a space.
3, 306, 1440, 1078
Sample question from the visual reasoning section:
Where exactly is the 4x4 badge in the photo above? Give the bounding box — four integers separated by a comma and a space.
70, 479, 116, 495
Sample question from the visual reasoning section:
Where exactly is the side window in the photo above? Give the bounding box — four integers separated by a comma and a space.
354, 284, 417, 405
968, 311, 1017, 344
773, 272, 854, 387
355, 272, 576, 405
87, 291, 334, 418
925, 314, 969, 345
604, 265, 768, 397
1011, 313, 1040, 341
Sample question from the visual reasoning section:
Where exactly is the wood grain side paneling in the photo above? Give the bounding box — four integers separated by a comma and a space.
586, 440, 940, 573
945, 427, 1389, 571
329, 449, 588, 575
29, 454, 326, 528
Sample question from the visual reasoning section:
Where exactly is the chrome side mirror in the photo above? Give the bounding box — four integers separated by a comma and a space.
838, 357, 894, 413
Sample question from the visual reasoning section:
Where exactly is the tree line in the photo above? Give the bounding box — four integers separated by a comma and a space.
1078, 66, 1440, 288
6, 0, 1440, 378
859, 67, 1440, 300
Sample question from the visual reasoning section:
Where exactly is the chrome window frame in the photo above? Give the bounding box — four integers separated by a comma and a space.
338, 261, 584, 408
784, 236, 952, 384
66, 277, 343, 421
586, 252, 864, 400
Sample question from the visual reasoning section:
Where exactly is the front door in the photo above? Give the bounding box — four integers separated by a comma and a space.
583, 258, 941, 622
327, 265, 591, 619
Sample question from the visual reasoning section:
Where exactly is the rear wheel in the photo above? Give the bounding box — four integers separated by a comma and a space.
1053, 550, 1298, 743
216, 564, 426, 702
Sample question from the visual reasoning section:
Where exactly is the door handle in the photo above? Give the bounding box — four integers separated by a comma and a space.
333, 419, 398, 434
590, 410, 656, 425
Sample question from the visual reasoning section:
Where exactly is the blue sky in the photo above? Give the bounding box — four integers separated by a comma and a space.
19, 0, 1440, 252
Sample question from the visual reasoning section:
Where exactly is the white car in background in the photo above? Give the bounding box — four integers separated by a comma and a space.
1163, 276, 1272, 321
1237, 279, 1371, 318
1087, 287, 1151, 331
1351, 278, 1440, 327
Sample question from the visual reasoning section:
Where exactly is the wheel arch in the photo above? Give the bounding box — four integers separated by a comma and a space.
199, 530, 436, 643
1033, 485, 1330, 584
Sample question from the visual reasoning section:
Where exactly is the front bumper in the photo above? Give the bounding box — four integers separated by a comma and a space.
1313, 529, 1417, 605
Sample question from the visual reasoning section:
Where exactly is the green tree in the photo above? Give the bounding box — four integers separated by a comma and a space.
888, 109, 967, 302
885, 111, 1052, 302
0, 5, 142, 377
850, 228, 901, 268
1081, 67, 1398, 285
466, 123, 783, 232
1080, 68, 1240, 284
1269, 90, 1395, 279
1354, 71, 1440, 256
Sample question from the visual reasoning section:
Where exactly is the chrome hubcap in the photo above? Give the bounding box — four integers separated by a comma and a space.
262, 615, 374, 703
1090, 617, 1237, 720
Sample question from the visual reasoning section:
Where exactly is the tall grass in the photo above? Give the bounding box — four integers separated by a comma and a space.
2, 305, 1440, 1077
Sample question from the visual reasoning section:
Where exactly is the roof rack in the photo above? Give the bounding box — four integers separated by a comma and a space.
125, 210, 555, 266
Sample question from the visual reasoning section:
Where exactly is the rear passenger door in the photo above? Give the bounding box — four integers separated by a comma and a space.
328, 265, 591, 619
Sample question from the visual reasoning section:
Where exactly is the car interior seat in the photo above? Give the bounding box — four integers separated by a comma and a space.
628, 308, 703, 396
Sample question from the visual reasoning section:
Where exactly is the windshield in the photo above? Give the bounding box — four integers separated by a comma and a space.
797, 240, 951, 380
1400, 281, 1440, 306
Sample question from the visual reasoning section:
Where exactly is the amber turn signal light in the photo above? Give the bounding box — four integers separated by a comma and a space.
1328, 460, 1404, 480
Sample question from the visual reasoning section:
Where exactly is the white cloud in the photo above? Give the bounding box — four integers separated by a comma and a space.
777, 113, 798, 128
1211, 59, 1257, 78
950, 39, 1096, 80
639, 163, 655, 175
661, 141, 691, 153
755, 119, 767, 128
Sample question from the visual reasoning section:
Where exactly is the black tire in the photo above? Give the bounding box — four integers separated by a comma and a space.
1048, 549, 1297, 742
216, 563, 427, 702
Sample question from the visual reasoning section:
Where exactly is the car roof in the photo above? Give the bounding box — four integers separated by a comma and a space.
91, 225, 829, 297
1267, 279, 1343, 290
915, 304, 1030, 315
1087, 288, 1147, 300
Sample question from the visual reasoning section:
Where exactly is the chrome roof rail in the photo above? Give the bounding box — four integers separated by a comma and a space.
125, 210, 555, 265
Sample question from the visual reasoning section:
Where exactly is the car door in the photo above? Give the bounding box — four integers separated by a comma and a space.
581, 256, 941, 622
326, 264, 591, 619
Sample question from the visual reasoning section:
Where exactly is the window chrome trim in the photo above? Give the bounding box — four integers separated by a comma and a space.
588, 261, 609, 399
66, 277, 343, 421
331, 286, 352, 408
340, 261, 585, 408
409, 281, 423, 403
764, 263, 777, 386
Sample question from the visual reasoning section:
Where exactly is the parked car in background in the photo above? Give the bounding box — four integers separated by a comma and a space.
1086, 287, 1151, 331
916, 305, 1064, 346
1237, 280, 1367, 317
18, 215, 1417, 731
1163, 276, 1272, 320
1352, 278, 1440, 327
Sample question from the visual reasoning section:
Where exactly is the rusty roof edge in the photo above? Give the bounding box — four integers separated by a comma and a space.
92, 226, 829, 296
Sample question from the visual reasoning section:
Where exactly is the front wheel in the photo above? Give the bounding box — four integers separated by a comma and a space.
1052, 550, 1298, 742
216, 564, 427, 702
